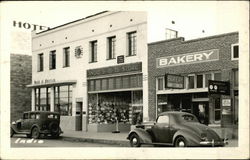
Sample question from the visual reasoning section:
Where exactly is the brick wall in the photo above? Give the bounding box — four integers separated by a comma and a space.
148, 32, 239, 120
10, 54, 32, 121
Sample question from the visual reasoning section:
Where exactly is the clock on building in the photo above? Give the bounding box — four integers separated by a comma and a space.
75, 46, 83, 58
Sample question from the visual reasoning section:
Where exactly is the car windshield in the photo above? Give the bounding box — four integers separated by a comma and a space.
48, 114, 59, 119
181, 115, 198, 122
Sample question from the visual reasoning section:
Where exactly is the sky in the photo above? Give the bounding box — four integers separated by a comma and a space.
1, 1, 248, 55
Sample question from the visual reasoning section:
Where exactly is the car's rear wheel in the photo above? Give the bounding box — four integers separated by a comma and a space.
31, 127, 40, 139
174, 136, 186, 147
129, 133, 141, 147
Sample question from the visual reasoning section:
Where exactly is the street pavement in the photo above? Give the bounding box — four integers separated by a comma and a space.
11, 135, 121, 147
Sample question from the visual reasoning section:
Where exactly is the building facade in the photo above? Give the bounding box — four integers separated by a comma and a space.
148, 32, 238, 138
28, 11, 148, 131
11, 54, 32, 121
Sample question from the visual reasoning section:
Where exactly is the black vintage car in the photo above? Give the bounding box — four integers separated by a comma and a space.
11, 111, 63, 139
127, 111, 228, 147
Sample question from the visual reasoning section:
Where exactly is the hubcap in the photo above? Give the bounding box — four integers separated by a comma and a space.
178, 141, 185, 147
132, 138, 138, 145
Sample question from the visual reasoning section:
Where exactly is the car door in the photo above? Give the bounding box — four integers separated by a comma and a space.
151, 115, 171, 143
21, 113, 30, 132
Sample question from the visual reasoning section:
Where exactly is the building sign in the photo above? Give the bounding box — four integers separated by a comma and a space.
222, 99, 231, 107
208, 80, 230, 95
87, 62, 142, 77
165, 74, 184, 89
13, 20, 49, 31
156, 49, 219, 68
117, 55, 124, 64
34, 79, 56, 85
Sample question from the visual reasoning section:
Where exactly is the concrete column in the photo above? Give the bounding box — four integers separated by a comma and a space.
31, 88, 35, 111
50, 87, 55, 112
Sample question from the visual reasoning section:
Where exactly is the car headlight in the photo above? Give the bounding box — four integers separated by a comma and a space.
11, 121, 16, 125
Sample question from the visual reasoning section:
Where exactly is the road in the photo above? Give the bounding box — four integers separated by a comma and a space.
11, 135, 122, 147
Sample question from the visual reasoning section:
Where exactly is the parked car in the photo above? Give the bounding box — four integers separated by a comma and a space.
127, 111, 228, 147
11, 111, 63, 139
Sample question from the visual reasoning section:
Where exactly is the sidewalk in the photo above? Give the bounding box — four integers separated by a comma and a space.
61, 130, 130, 147
61, 130, 238, 147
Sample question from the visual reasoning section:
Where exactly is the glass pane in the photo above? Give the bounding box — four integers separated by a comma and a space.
205, 74, 212, 87
188, 76, 194, 89
95, 79, 101, 91
234, 70, 238, 87
196, 75, 203, 88
215, 111, 221, 121
158, 78, 163, 90
233, 45, 239, 58
214, 73, 221, 81
122, 76, 129, 88
108, 78, 114, 90
102, 79, 108, 90
115, 77, 122, 89
130, 75, 138, 88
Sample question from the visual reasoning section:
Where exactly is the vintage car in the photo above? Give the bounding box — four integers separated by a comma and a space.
11, 111, 63, 139
127, 111, 228, 147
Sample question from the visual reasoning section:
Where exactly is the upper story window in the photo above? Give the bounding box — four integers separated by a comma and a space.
90, 40, 97, 63
165, 28, 178, 40
107, 36, 116, 60
196, 75, 203, 88
37, 53, 44, 72
49, 50, 56, 70
63, 47, 70, 67
127, 31, 137, 56
157, 77, 164, 90
188, 75, 195, 89
231, 44, 239, 60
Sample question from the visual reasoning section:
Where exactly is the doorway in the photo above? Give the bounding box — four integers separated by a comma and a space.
193, 102, 209, 125
75, 102, 82, 131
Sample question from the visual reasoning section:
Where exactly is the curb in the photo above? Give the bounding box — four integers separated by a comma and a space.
61, 136, 130, 147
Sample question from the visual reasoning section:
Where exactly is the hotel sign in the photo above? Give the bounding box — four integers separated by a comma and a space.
165, 74, 184, 89
156, 49, 219, 68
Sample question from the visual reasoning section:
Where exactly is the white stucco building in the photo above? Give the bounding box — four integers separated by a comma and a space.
28, 11, 148, 131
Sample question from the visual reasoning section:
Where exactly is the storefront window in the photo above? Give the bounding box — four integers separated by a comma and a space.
188, 76, 194, 89
54, 85, 72, 116
35, 87, 50, 111
196, 75, 203, 88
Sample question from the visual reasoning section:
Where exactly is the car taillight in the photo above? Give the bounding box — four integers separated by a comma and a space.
201, 133, 208, 141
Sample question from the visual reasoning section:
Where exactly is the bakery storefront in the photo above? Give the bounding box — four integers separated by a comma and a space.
148, 32, 239, 138
87, 62, 143, 132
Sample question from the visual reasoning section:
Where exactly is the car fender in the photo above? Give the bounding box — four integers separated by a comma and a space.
11, 123, 19, 133
173, 129, 201, 146
127, 128, 153, 144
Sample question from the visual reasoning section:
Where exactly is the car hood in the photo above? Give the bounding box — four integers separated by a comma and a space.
180, 122, 221, 141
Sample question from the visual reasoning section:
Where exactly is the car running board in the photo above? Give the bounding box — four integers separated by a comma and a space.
143, 142, 173, 146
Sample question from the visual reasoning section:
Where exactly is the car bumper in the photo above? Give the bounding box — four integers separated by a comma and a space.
199, 138, 228, 147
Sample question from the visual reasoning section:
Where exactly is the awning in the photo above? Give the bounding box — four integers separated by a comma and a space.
26, 80, 77, 88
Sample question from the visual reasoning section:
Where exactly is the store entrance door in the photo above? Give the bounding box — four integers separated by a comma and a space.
193, 102, 209, 125
75, 102, 82, 131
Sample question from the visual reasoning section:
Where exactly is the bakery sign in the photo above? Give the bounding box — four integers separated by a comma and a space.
156, 49, 219, 68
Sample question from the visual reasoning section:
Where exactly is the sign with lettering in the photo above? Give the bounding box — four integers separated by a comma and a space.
87, 62, 142, 77
156, 49, 219, 68
34, 79, 56, 85
208, 80, 230, 95
117, 55, 124, 64
222, 99, 231, 107
13, 20, 49, 31
165, 74, 184, 89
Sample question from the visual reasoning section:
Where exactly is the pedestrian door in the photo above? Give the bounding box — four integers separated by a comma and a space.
75, 102, 82, 131
193, 102, 209, 125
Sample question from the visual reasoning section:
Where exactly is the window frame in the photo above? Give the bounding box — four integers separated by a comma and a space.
127, 31, 137, 56
89, 40, 97, 63
37, 53, 44, 72
231, 43, 239, 60
156, 76, 164, 91
63, 47, 70, 67
107, 36, 116, 60
49, 50, 56, 70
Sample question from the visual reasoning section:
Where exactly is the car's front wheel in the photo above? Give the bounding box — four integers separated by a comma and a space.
31, 127, 40, 139
174, 136, 187, 147
129, 133, 141, 147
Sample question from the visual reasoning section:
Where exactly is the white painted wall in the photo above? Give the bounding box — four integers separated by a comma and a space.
31, 11, 148, 119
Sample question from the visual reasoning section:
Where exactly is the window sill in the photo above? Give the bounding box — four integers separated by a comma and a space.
63, 66, 70, 68
106, 58, 116, 60
49, 68, 56, 70
126, 54, 136, 57
89, 61, 97, 64
37, 70, 43, 72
